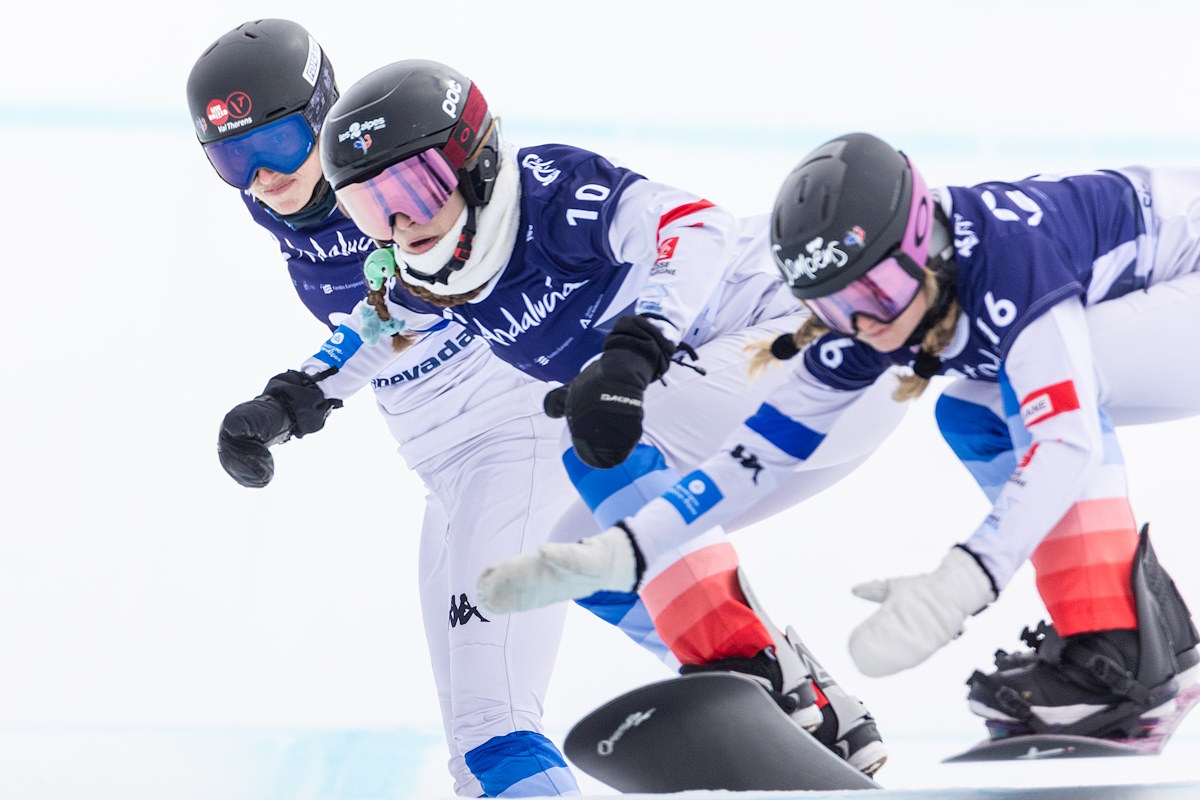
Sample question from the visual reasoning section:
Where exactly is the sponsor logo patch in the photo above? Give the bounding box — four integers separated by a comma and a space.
655, 236, 678, 265
663, 470, 723, 524
314, 324, 364, 368
449, 593, 488, 627
1020, 380, 1080, 426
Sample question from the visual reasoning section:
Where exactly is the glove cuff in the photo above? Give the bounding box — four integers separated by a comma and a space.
261, 370, 342, 437
952, 544, 1000, 602
602, 314, 677, 384
615, 520, 646, 590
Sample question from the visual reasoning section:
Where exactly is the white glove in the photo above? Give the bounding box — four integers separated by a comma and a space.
848, 546, 996, 677
476, 524, 641, 614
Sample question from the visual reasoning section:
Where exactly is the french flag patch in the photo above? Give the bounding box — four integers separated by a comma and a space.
1020, 380, 1080, 426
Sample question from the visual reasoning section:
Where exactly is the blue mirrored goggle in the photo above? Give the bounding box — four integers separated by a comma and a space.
203, 113, 315, 189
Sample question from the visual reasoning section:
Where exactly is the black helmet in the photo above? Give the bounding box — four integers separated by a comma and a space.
319, 59, 500, 207
186, 19, 338, 187
771, 132, 932, 302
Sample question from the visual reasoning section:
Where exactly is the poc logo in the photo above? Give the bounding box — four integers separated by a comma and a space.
442, 80, 464, 118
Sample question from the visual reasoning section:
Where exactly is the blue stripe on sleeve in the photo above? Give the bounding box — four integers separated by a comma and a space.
743, 403, 826, 460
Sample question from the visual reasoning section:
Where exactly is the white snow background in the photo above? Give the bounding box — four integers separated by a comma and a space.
2, 1, 1199, 797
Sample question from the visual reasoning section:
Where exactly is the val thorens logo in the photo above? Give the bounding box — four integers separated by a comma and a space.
459, 277, 589, 347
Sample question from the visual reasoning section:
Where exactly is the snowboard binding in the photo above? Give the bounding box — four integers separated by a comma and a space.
967, 525, 1198, 740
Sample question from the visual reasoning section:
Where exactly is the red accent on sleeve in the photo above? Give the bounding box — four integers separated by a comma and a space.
657, 199, 715, 236
1019, 380, 1080, 427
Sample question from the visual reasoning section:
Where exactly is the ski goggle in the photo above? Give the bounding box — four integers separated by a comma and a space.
333, 150, 459, 240
803, 252, 924, 335
203, 114, 316, 189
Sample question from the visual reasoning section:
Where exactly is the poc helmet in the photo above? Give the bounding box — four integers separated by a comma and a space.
771, 132, 932, 335
319, 60, 500, 234
186, 19, 338, 189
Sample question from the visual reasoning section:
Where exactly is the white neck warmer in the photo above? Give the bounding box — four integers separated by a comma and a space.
397, 143, 521, 297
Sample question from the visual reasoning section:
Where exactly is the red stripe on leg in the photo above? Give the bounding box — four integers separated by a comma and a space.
641, 543, 770, 665
1031, 498, 1138, 636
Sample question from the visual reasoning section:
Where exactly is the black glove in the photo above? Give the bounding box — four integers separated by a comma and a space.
544, 315, 674, 469
217, 370, 342, 488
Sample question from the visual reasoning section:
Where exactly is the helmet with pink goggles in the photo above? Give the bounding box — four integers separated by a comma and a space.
771, 132, 933, 335
186, 19, 338, 189
319, 59, 500, 239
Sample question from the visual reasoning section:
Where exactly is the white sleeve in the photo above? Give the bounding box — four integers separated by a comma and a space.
963, 299, 1106, 589
622, 358, 866, 567
296, 294, 442, 401
606, 179, 739, 342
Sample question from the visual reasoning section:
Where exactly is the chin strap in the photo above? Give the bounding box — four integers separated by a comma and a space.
402, 205, 479, 287
262, 178, 338, 231
902, 205, 958, 377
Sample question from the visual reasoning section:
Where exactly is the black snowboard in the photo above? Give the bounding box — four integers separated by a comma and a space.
563, 672, 880, 792
945, 683, 1200, 762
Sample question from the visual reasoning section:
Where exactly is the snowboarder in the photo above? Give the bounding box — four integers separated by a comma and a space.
188, 22, 584, 796
226, 59, 913, 775
482, 131, 1200, 742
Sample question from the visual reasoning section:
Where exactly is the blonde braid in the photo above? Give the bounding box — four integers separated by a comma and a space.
893, 272, 960, 401
747, 270, 959, 401
396, 279, 487, 308
746, 315, 830, 379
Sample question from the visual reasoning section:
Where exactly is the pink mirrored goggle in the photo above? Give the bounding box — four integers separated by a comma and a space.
803, 252, 924, 336
334, 149, 459, 240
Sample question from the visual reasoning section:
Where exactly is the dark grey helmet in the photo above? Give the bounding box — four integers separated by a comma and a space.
319, 59, 500, 206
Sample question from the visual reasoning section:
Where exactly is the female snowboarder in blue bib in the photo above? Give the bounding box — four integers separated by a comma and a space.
486, 131, 1200, 740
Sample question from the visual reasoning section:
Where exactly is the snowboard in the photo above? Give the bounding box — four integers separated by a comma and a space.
563, 672, 881, 792
944, 683, 1200, 762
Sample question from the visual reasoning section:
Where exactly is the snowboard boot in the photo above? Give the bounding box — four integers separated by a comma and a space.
680, 569, 824, 732
993, 621, 1200, 688
966, 526, 1196, 739
991, 525, 1200, 689
785, 625, 888, 776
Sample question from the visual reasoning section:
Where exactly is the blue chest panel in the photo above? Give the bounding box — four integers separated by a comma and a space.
805, 171, 1144, 387
242, 193, 376, 330
389, 144, 643, 382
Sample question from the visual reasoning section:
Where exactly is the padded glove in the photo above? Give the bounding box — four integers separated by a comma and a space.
217, 370, 342, 488
848, 545, 998, 677
477, 523, 645, 614
544, 315, 674, 469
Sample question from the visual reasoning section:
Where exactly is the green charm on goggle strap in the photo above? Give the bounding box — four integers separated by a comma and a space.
364, 248, 399, 291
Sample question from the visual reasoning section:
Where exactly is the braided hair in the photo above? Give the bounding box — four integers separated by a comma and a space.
748, 269, 960, 402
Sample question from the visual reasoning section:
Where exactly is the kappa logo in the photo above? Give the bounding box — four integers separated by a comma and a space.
729, 445, 763, 484
449, 593, 489, 627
